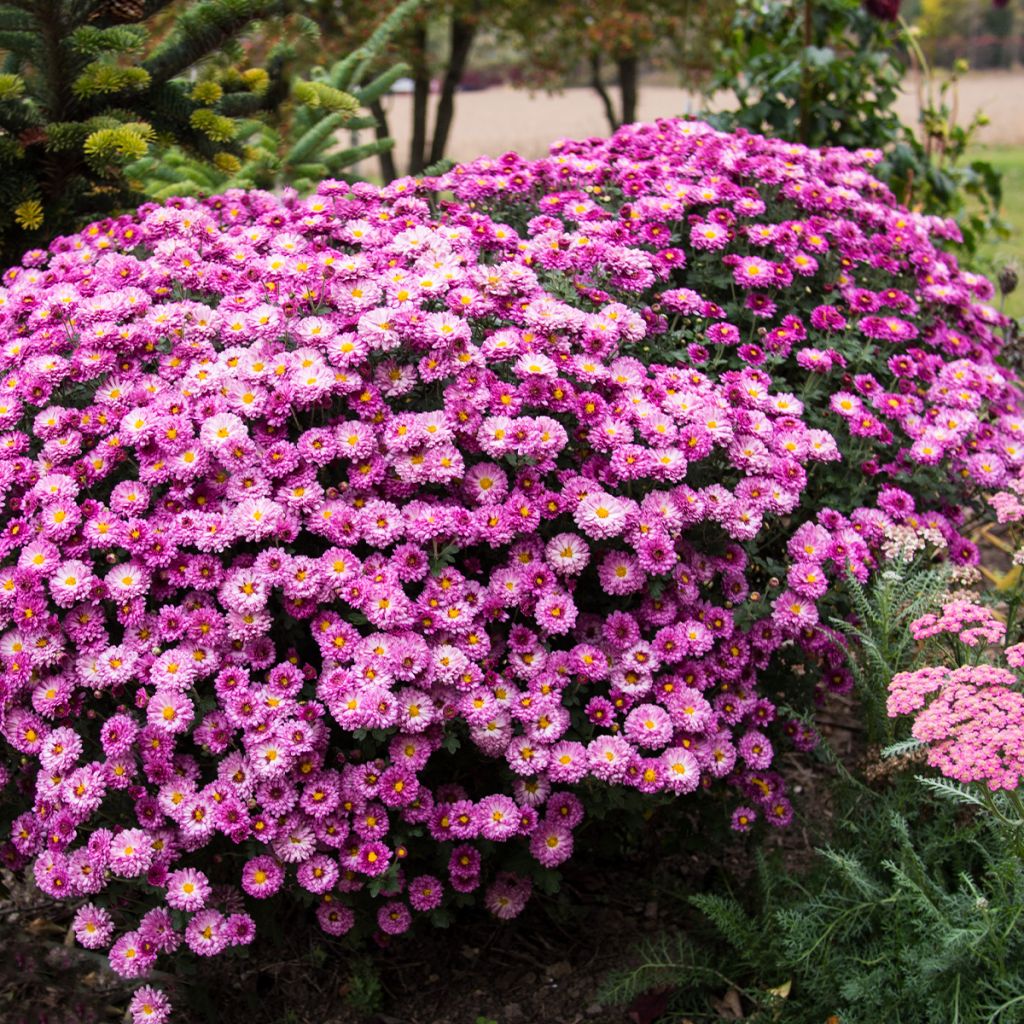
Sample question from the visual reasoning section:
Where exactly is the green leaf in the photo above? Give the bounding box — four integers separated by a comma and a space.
804, 45, 836, 69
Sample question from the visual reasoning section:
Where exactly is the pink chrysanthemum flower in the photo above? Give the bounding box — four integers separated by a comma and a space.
109, 930, 155, 979
129, 985, 173, 1024
241, 856, 284, 899
108, 828, 154, 878
573, 492, 630, 539
316, 902, 355, 936
165, 867, 211, 911
624, 704, 674, 749
185, 909, 228, 956
73, 903, 114, 949
660, 747, 701, 794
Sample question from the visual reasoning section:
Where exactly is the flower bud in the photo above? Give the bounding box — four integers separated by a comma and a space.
998, 265, 1018, 297
864, 0, 900, 20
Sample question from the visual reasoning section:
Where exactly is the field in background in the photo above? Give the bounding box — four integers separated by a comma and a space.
971, 146, 1024, 320
377, 72, 1024, 166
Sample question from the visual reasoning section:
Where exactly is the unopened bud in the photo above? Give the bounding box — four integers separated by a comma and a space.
998, 265, 1018, 297
864, 0, 901, 20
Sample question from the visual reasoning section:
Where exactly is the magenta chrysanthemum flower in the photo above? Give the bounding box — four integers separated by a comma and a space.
73, 903, 114, 949
108, 828, 154, 878
408, 874, 444, 911
528, 821, 575, 867
129, 985, 173, 1024
624, 704, 674, 749
660, 747, 701, 794
573, 492, 630, 539
241, 855, 284, 899
485, 872, 533, 920
730, 806, 757, 832
185, 909, 228, 956
109, 930, 155, 979
316, 902, 355, 936
377, 899, 413, 935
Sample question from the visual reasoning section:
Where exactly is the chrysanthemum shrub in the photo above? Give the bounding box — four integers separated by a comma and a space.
0, 118, 1018, 1009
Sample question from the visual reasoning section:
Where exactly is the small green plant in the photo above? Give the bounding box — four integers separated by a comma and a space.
884, 46, 1006, 255
708, 0, 1005, 253
709, 0, 905, 151
828, 563, 950, 746
342, 957, 384, 1017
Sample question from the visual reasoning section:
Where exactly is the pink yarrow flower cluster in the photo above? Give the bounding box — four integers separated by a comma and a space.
888, 658, 1024, 792
0, 117, 1018, 1009
910, 600, 1007, 648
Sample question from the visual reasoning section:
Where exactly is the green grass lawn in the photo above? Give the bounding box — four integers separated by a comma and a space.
968, 145, 1024, 321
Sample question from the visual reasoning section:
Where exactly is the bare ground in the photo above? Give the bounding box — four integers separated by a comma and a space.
369, 71, 1024, 171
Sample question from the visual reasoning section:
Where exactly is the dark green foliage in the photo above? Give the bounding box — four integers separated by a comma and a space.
828, 565, 950, 745
710, 0, 906, 151
0, 0, 294, 262
606, 834, 1024, 1024
601, 561, 1024, 1023
708, 0, 1004, 254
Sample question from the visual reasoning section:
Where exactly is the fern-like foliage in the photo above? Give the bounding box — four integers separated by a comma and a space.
604, 801, 1024, 1023
602, 561, 1024, 1023
597, 929, 779, 1018
829, 560, 950, 744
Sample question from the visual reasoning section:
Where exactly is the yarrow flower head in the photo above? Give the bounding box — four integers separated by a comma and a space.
890, 587, 1024, 792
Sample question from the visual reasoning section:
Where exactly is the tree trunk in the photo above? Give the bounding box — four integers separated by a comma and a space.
617, 54, 638, 126
590, 52, 619, 134
369, 98, 397, 183
428, 11, 478, 167
37, 0, 78, 207
409, 23, 430, 175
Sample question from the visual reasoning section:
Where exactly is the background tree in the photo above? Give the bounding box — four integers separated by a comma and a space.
709, 0, 908, 148
496, 0, 721, 134
916, 0, 1021, 68
0, 0, 305, 260
310, 0, 486, 178
708, 0, 1004, 253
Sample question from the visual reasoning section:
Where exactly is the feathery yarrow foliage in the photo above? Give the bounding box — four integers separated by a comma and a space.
0, 119, 1019, 1016
604, 560, 1024, 1024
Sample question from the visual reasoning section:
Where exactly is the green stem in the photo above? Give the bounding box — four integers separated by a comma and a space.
899, 15, 934, 158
